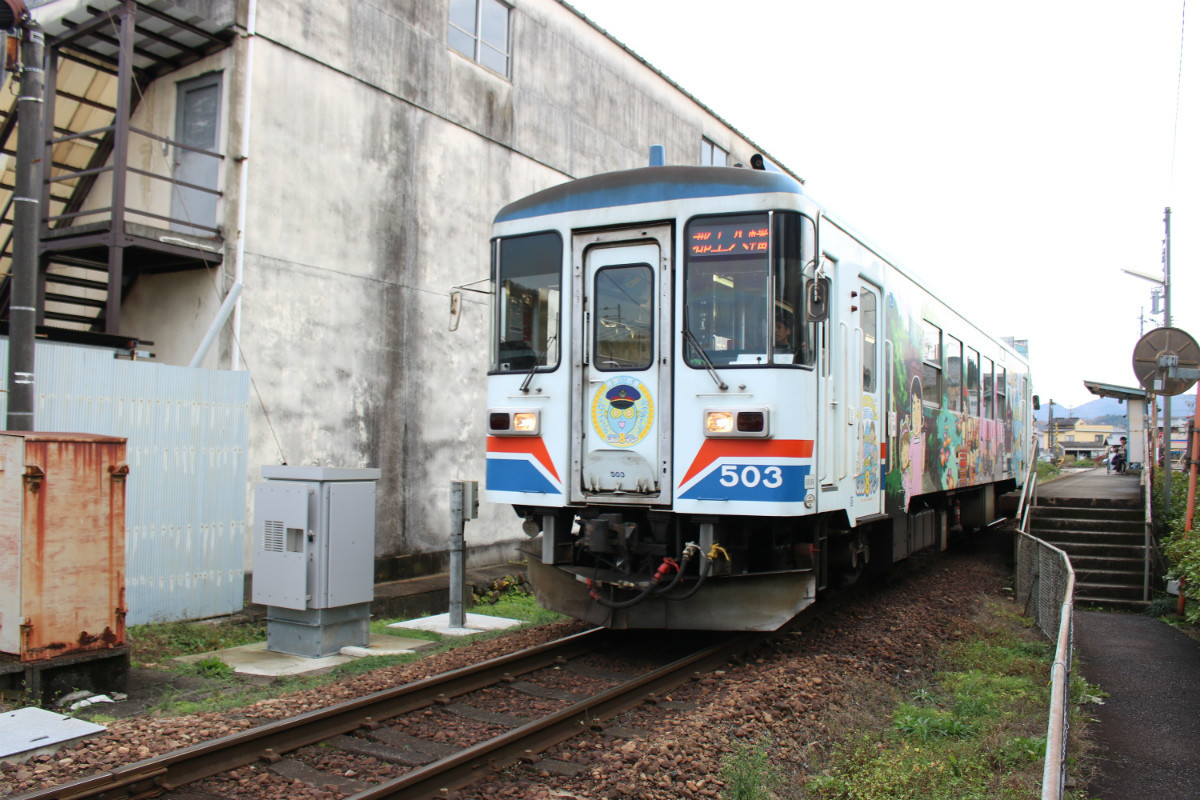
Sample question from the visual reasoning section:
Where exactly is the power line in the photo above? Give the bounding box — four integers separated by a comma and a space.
1169, 0, 1187, 200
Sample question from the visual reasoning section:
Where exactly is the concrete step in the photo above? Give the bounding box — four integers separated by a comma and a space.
1038, 496, 1140, 511
1029, 514, 1143, 534
1074, 595, 1151, 613
1036, 541, 1146, 561
1068, 554, 1146, 573
1029, 528, 1145, 546
1032, 505, 1144, 523
1075, 581, 1149, 601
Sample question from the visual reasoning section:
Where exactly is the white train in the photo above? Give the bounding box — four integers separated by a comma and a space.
485, 161, 1032, 630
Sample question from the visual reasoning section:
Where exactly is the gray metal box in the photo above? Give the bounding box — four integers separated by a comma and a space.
252, 466, 381, 611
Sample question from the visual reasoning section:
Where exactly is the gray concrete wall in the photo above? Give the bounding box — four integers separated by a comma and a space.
116, 0, 787, 575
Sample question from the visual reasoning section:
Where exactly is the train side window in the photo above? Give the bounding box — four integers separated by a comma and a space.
982, 357, 994, 419
997, 367, 1008, 420
860, 287, 876, 391
593, 264, 654, 371
921, 321, 942, 407
945, 334, 962, 412
967, 348, 981, 416
491, 231, 561, 373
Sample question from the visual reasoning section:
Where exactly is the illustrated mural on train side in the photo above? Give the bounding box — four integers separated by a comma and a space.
883, 289, 1030, 514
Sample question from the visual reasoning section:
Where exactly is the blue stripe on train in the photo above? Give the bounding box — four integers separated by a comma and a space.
486, 458, 561, 495
679, 464, 810, 502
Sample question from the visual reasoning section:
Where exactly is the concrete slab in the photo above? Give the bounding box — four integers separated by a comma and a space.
0, 707, 106, 763
176, 633, 434, 677
387, 612, 523, 637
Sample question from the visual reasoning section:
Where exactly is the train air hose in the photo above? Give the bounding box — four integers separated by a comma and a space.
587, 542, 704, 608
664, 543, 729, 602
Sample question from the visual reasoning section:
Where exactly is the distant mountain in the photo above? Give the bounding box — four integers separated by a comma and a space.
1033, 392, 1196, 423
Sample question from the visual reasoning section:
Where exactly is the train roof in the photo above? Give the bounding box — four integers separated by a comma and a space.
494, 166, 805, 223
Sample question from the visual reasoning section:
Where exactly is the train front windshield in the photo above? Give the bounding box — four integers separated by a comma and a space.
685, 212, 814, 368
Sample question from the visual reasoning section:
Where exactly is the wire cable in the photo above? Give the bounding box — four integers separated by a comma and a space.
1168, 0, 1187, 200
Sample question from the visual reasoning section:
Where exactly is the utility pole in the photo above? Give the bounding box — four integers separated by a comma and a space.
5, 14, 43, 432
1164, 207, 1173, 512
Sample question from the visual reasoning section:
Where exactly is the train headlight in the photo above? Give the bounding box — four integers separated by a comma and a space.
703, 407, 771, 438
513, 412, 539, 433
705, 410, 734, 434
488, 409, 541, 436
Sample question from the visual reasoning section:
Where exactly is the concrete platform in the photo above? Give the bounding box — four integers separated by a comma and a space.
1037, 467, 1141, 502
387, 612, 523, 637
176, 633, 435, 677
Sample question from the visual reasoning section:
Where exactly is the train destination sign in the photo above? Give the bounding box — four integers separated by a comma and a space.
689, 219, 769, 258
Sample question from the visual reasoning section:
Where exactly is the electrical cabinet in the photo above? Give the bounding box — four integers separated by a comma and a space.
252, 466, 380, 656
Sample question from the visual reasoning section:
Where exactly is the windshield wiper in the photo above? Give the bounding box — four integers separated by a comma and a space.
520, 334, 557, 393
682, 325, 727, 391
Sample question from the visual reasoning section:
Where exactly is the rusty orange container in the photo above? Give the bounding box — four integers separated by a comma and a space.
0, 432, 128, 662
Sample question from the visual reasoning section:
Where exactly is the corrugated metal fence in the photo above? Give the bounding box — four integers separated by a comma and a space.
1, 338, 249, 625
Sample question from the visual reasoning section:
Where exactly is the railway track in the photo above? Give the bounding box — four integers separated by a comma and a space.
16, 626, 764, 800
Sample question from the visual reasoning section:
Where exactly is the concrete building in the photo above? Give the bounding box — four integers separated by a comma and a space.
1, 0, 795, 603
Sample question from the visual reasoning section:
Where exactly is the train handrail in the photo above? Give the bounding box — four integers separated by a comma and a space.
1016, 434, 1041, 529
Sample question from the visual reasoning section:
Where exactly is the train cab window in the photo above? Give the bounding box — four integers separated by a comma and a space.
491, 232, 561, 374
967, 348, 981, 416
921, 322, 942, 406
685, 213, 770, 366
684, 212, 814, 369
945, 334, 963, 412
773, 212, 815, 366
982, 357, 994, 419
593, 264, 653, 371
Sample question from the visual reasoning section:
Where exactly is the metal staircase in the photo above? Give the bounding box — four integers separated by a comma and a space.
1027, 496, 1151, 612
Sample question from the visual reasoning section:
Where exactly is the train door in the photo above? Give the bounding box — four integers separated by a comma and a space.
569, 226, 673, 504
816, 253, 849, 511
852, 280, 884, 520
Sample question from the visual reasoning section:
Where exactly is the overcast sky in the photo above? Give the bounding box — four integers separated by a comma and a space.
567, 0, 1199, 413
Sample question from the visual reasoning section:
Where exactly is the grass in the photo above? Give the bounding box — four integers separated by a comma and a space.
801, 598, 1097, 800
121, 576, 564, 716
721, 736, 782, 800
128, 618, 266, 668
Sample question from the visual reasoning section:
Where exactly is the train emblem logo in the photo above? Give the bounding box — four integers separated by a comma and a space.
591, 377, 654, 447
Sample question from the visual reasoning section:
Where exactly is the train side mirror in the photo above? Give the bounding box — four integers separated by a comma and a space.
1033, 394, 1041, 410
806, 278, 830, 323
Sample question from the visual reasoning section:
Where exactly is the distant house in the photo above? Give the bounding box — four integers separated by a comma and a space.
1038, 417, 1114, 461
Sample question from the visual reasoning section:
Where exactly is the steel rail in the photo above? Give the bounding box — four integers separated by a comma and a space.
15, 628, 610, 800
345, 631, 762, 800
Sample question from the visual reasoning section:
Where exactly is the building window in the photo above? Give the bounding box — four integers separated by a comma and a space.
449, 0, 511, 77
700, 138, 728, 166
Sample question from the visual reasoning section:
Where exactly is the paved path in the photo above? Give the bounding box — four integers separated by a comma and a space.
1074, 611, 1200, 799
1035, 467, 1199, 798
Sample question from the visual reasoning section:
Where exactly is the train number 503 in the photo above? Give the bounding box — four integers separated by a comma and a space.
718, 465, 783, 488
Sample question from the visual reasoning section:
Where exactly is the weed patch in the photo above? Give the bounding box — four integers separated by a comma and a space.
803, 597, 1083, 799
